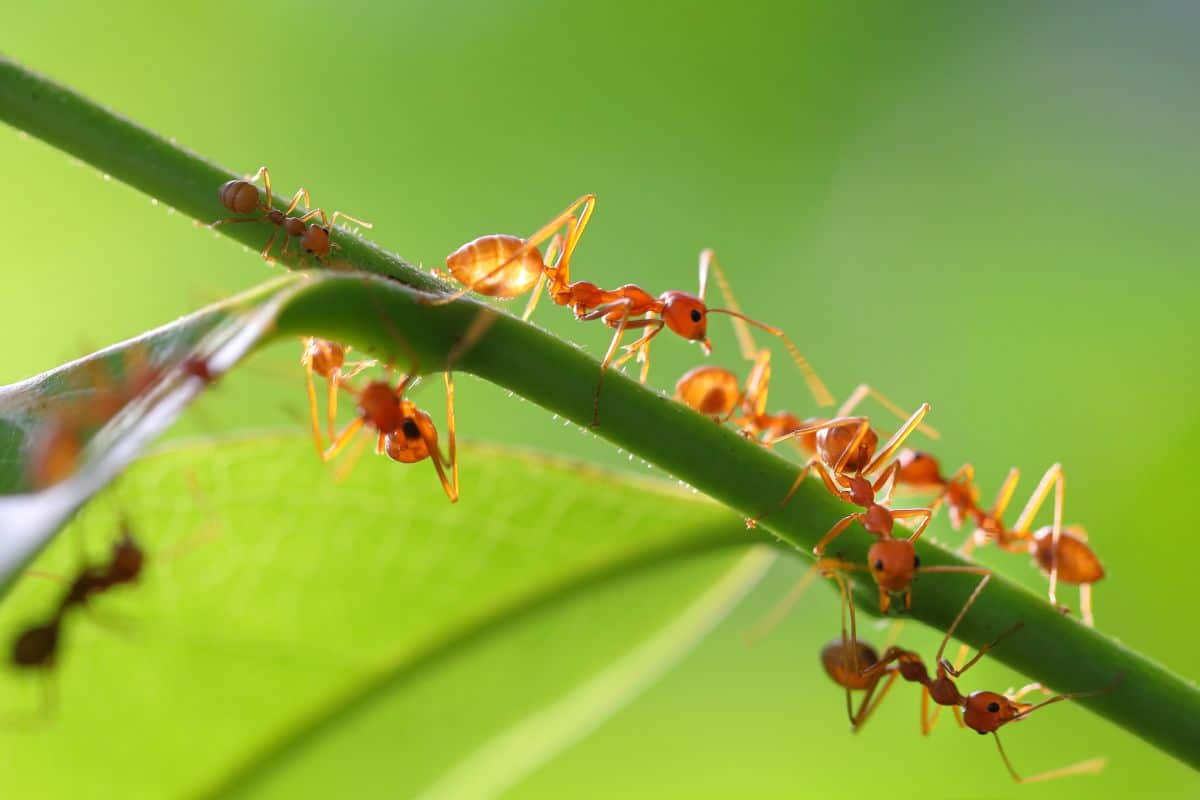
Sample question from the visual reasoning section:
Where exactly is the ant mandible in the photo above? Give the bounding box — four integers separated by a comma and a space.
432, 197, 832, 420
960, 464, 1105, 626
213, 166, 371, 262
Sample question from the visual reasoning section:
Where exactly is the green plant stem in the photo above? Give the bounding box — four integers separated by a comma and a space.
273, 272, 1198, 769
2, 55, 1197, 771
0, 54, 438, 288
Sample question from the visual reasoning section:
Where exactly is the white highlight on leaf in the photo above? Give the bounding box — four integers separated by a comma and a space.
414, 545, 776, 800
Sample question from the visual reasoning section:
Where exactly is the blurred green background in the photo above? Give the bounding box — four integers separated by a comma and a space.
3, 0, 1198, 796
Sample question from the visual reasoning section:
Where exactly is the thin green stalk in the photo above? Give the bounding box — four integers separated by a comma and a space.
2, 56, 1197, 771
0, 54, 437, 288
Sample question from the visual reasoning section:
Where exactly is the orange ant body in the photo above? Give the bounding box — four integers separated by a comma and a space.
214, 166, 371, 261
823, 571, 1111, 783
314, 366, 460, 503
435, 199, 832, 419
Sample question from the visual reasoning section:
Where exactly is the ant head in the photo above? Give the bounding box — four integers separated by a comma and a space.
303, 338, 346, 378
846, 475, 875, 507
895, 449, 942, 488
383, 404, 435, 464
219, 179, 260, 215
12, 623, 58, 669
675, 366, 740, 419
301, 225, 333, 257
109, 533, 145, 583
963, 691, 1026, 734
659, 291, 710, 350
867, 538, 918, 592
358, 381, 404, 434
818, 423, 878, 475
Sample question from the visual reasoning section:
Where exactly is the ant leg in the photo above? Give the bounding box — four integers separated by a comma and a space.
304, 360, 325, 456
428, 194, 594, 306
1080, 583, 1095, 627
862, 402, 932, 478
813, 513, 860, 556
1012, 463, 1065, 604
837, 383, 940, 440
742, 560, 822, 646
329, 210, 373, 230
853, 671, 899, 732
760, 415, 869, 448
296, 208, 328, 225
260, 230, 279, 261
696, 249, 758, 360
252, 166, 273, 209
833, 419, 873, 475
921, 686, 943, 735
1009, 682, 1053, 702
586, 302, 636, 425
521, 233, 562, 321
873, 461, 902, 504
891, 508, 933, 542
331, 429, 371, 483
326, 370, 341, 443
933, 572, 992, 664
282, 188, 312, 216
321, 417, 365, 462
992, 734, 1106, 784
424, 372, 459, 503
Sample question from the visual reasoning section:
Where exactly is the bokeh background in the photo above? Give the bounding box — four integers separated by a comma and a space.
3, 0, 1198, 797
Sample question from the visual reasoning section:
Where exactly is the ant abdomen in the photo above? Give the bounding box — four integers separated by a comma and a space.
383, 412, 436, 464
820, 639, 880, 690
818, 423, 878, 474
219, 179, 260, 215
674, 366, 740, 420
1031, 527, 1105, 583
12, 623, 59, 669
447, 235, 545, 297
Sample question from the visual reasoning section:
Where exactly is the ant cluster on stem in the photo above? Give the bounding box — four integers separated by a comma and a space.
4, 177, 1118, 782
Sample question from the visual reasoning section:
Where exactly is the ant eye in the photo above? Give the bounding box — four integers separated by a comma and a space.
987, 701, 1000, 713
873, 559, 884, 571
690, 309, 702, 323
913, 555, 921, 568
403, 420, 421, 439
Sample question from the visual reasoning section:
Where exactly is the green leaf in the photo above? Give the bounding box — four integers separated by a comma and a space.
0, 278, 301, 596
0, 435, 761, 797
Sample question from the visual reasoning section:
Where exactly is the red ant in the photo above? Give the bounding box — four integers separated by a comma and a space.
825, 570, 1112, 783
895, 454, 1105, 625
9, 522, 145, 720
432, 199, 832, 420
748, 400, 989, 612
958, 464, 1104, 626
213, 166, 371, 262
312, 355, 460, 503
